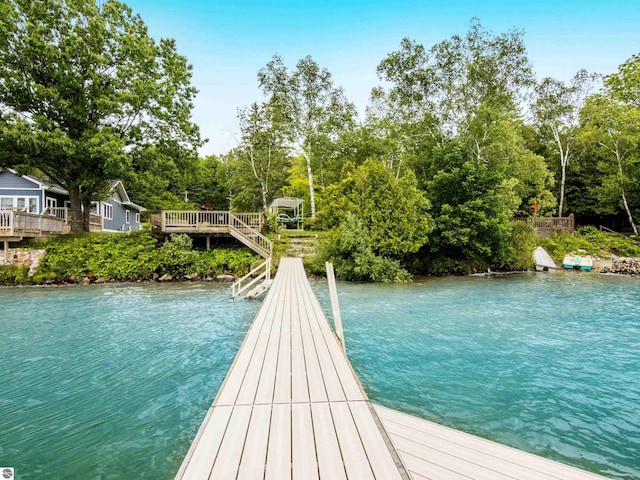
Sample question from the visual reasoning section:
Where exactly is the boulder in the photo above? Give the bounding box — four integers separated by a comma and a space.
184, 272, 200, 281
94, 277, 109, 284
215, 274, 235, 282
80, 277, 91, 285
158, 274, 173, 282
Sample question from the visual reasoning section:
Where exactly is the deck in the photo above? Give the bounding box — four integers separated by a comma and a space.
150, 211, 272, 259
176, 257, 608, 480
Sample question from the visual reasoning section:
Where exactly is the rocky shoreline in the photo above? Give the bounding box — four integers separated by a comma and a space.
600, 257, 640, 276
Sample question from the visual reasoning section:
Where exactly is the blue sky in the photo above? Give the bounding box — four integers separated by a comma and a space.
126, 0, 640, 156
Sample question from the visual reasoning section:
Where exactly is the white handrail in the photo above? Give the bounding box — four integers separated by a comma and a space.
231, 258, 271, 299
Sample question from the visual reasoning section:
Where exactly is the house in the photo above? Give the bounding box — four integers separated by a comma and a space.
0, 169, 145, 232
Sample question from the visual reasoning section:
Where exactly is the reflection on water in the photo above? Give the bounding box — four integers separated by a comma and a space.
1, 273, 639, 479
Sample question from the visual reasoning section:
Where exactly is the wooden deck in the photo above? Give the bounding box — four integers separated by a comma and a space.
175, 257, 408, 479
176, 257, 609, 480
150, 211, 272, 259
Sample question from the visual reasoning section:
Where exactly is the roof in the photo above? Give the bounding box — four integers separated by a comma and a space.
269, 197, 304, 210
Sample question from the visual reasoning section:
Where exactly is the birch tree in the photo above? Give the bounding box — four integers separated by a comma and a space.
532, 70, 600, 217
258, 55, 355, 217
579, 97, 640, 235
236, 102, 289, 216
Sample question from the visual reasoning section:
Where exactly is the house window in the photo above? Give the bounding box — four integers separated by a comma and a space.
0, 196, 38, 213
136, 213, 140, 224
125, 210, 130, 224
103, 203, 113, 220
46, 197, 57, 209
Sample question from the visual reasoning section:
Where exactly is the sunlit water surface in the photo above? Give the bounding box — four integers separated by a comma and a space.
1, 273, 639, 479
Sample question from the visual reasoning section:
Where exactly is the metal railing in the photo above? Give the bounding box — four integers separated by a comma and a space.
231, 257, 271, 299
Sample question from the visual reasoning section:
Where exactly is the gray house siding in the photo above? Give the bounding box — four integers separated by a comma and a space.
100, 190, 142, 232
1, 170, 143, 231
0, 171, 40, 189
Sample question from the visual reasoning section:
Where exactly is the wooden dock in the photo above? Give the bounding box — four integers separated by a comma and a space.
176, 257, 608, 480
175, 257, 408, 479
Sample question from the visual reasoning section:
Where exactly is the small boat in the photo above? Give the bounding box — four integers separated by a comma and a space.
533, 246, 557, 272
562, 252, 593, 271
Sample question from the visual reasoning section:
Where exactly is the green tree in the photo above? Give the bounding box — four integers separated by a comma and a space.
578, 95, 640, 234
375, 20, 534, 152
421, 141, 530, 273
258, 54, 356, 217
0, 0, 201, 231
318, 159, 432, 281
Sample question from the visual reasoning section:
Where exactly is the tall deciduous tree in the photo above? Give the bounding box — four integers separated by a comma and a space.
579, 95, 640, 235
531, 70, 600, 217
258, 55, 355, 217
375, 20, 534, 151
235, 102, 289, 216
0, 0, 201, 231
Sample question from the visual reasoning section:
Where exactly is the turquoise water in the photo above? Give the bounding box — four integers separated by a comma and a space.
0, 273, 639, 479
0, 284, 261, 480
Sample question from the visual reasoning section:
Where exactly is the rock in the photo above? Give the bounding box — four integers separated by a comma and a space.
67, 275, 78, 284
80, 277, 91, 285
152, 272, 159, 280
215, 274, 235, 282
184, 272, 200, 281
95, 277, 109, 284
158, 274, 173, 282
603, 257, 640, 275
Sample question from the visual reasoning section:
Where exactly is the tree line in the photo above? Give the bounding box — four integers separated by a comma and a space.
1, 1, 638, 278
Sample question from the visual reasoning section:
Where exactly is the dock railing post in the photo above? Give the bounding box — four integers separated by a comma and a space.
325, 262, 345, 353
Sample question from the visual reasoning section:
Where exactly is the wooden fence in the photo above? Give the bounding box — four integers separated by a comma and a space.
512, 216, 575, 236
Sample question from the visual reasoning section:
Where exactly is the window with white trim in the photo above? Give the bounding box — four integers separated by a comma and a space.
125, 210, 130, 224
103, 203, 113, 220
0, 196, 39, 213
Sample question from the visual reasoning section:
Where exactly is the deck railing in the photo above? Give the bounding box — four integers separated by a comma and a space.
512, 216, 575, 236
0, 209, 65, 236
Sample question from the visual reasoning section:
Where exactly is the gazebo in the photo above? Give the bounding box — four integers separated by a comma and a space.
270, 197, 304, 229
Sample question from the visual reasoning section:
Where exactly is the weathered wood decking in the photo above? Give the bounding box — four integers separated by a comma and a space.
175, 257, 408, 479
177, 256, 609, 480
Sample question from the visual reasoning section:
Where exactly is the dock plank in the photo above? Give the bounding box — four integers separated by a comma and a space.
236, 404, 271, 479
311, 402, 348, 480
292, 403, 319, 480
208, 406, 252, 479
265, 403, 291, 480
178, 406, 233, 479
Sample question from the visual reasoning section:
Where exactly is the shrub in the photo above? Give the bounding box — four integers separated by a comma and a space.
0, 265, 31, 285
